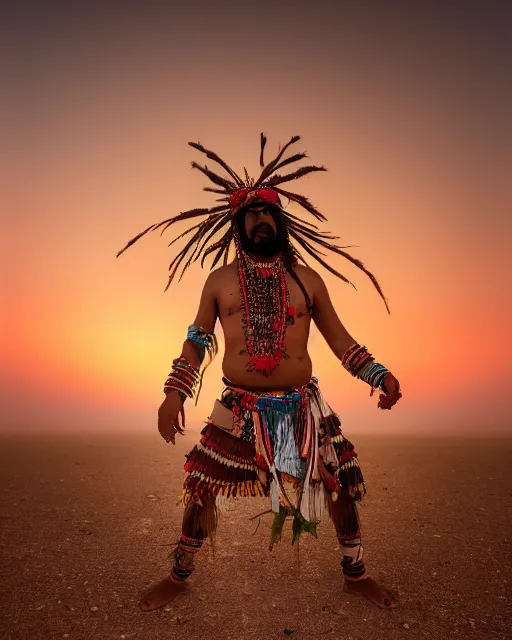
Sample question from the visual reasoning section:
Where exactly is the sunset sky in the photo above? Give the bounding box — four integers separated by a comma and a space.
2, 2, 511, 436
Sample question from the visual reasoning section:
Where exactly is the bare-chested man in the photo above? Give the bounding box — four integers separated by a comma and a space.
116, 136, 402, 614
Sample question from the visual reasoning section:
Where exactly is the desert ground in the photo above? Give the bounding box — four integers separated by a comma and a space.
1, 431, 510, 640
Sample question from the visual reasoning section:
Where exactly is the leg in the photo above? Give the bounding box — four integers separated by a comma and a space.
327, 491, 398, 610
139, 499, 217, 612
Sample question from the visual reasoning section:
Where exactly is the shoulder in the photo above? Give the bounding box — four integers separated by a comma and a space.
203, 263, 236, 290
292, 264, 325, 289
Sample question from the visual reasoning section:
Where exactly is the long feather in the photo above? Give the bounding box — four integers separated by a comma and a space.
286, 218, 359, 246
203, 187, 228, 194
116, 207, 220, 258
191, 161, 236, 190
272, 187, 327, 222
164, 248, 191, 291
288, 230, 357, 288
281, 210, 319, 230
116, 223, 160, 258
266, 165, 327, 186
243, 167, 252, 186
270, 152, 308, 174
189, 141, 244, 186
166, 219, 208, 247
201, 231, 232, 268
285, 217, 337, 239
292, 247, 310, 267
164, 220, 218, 290
156, 205, 228, 238
165, 212, 226, 246
191, 215, 231, 265
222, 240, 232, 265
177, 215, 230, 281
322, 247, 391, 314
259, 132, 267, 167
210, 233, 233, 269
290, 230, 391, 313
255, 135, 301, 185
292, 222, 389, 311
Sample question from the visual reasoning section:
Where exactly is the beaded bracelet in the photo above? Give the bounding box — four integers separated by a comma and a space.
164, 357, 200, 399
341, 342, 392, 397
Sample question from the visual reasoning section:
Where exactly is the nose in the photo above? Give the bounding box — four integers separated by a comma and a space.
256, 209, 273, 222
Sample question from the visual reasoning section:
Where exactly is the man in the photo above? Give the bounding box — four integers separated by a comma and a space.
116, 134, 402, 613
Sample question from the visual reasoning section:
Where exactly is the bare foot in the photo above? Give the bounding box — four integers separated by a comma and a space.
343, 577, 398, 609
139, 576, 187, 612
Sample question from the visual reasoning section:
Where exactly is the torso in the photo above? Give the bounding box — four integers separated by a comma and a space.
215, 261, 314, 390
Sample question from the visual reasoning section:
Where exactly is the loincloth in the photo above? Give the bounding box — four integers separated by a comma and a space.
179, 377, 366, 524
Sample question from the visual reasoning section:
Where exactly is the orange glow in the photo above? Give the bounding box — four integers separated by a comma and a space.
2, 6, 511, 436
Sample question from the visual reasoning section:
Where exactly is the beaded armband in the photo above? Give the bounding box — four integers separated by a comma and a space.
186, 325, 218, 367
186, 325, 218, 403
341, 342, 391, 397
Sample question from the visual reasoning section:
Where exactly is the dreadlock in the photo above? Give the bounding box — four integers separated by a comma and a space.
116, 133, 390, 314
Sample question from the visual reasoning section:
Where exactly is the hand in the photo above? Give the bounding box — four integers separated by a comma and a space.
158, 391, 186, 444
377, 373, 402, 410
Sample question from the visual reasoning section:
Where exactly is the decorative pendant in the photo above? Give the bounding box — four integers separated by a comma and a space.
235, 242, 294, 376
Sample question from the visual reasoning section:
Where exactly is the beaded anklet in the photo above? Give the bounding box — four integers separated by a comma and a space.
169, 535, 204, 583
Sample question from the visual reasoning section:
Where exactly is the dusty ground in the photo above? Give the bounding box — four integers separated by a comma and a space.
0, 432, 510, 640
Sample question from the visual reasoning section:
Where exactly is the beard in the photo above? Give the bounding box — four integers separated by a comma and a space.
239, 223, 281, 258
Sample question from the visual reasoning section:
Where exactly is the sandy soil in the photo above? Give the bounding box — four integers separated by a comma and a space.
1, 432, 510, 640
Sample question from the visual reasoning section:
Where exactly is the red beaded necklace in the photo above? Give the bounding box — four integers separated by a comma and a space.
235, 239, 295, 376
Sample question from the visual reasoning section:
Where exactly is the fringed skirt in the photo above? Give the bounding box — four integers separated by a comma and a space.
179, 377, 366, 526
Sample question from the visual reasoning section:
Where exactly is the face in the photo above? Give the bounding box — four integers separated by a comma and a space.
244, 203, 278, 239
241, 203, 280, 257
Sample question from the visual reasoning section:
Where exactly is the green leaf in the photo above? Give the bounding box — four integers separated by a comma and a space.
291, 512, 319, 545
269, 506, 288, 550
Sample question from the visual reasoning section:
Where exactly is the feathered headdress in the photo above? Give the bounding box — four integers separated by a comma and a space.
116, 133, 390, 313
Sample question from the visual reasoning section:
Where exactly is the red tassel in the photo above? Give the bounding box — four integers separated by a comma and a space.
250, 354, 279, 376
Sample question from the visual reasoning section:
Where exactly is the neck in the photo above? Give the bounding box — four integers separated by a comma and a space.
242, 251, 281, 265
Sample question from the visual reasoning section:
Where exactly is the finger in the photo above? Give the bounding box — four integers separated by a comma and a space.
173, 419, 185, 436
171, 422, 181, 444
164, 423, 174, 444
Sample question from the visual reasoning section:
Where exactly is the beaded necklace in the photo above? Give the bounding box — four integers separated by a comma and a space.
235, 240, 295, 376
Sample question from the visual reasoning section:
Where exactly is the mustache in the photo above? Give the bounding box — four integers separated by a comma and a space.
251, 223, 275, 239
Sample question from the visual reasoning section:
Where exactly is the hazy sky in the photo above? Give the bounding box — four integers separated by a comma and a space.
2, 1, 511, 435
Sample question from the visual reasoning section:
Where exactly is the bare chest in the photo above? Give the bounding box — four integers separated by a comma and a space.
217, 271, 311, 322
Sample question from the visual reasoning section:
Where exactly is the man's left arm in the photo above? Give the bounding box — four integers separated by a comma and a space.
309, 269, 402, 410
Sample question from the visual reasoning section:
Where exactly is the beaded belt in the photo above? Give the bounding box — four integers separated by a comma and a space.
222, 377, 303, 398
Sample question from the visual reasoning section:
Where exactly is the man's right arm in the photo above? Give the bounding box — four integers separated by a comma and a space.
180, 270, 220, 369
163, 269, 220, 399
